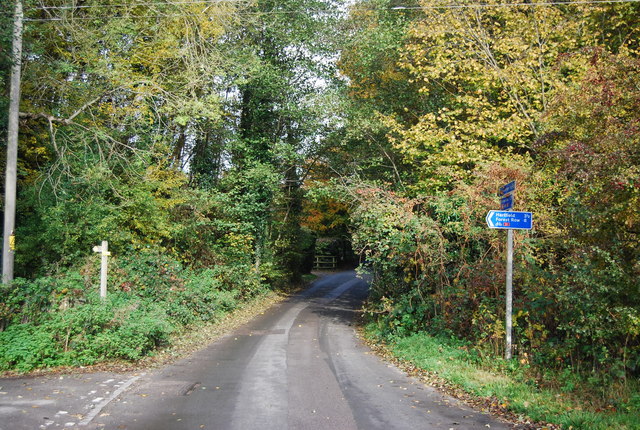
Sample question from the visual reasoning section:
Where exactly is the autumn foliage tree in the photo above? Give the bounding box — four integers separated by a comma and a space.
339, 0, 640, 380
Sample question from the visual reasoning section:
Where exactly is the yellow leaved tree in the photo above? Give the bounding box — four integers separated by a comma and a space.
383, 0, 637, 190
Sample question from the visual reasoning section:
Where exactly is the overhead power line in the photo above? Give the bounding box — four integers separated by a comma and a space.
24, 0, 640, 10
12, 0, 640, 22
389, 0, 640, 9
31, 0, 252, 10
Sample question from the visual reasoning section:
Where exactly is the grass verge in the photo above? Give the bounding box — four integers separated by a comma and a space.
363, 329, 640, 430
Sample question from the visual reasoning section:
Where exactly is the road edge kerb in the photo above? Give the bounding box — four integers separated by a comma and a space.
78, 374, 143, 426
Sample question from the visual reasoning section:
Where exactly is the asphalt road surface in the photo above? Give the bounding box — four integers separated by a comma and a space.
1, 271, 513, 429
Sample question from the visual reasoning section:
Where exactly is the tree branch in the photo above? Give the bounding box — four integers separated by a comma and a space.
19, 94, 104, 125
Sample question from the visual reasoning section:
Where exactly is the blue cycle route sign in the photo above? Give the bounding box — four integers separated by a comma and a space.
500, 194, 514, 210
486, 210, 533, 230
499, 180, 516, 197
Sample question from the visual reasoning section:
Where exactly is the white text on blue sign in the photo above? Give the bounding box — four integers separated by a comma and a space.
486, 211, 533, 230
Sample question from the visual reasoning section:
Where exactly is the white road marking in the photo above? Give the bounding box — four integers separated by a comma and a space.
78, 375, 142, 426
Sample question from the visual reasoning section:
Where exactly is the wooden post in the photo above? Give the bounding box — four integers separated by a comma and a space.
93, 241, 110, 299
100, 241, 108, 299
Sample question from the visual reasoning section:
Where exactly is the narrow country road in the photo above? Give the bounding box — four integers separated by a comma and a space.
1, 271, 514, 429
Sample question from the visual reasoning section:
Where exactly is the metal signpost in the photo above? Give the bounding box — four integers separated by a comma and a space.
487, 182, 533, 360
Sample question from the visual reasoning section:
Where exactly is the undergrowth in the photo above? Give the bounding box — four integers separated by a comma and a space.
0, 249, 275, 373
367, 327, 640, 430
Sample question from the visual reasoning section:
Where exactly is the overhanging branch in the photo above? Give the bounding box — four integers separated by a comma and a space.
19, 94, 104, 126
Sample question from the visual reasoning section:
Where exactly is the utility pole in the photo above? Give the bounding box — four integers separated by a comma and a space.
2, 0, 24, 283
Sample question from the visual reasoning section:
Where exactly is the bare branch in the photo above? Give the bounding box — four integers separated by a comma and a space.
19, 92, 106, 125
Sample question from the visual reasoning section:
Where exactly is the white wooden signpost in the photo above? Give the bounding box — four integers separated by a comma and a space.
486, 182, 533, 360
92, 241, 111, 299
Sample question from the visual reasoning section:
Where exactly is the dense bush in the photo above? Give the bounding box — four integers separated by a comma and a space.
353, 165, 639, 377
0, 293, 174, 372
0, 250, 271, 372
353, 166, 639, 376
